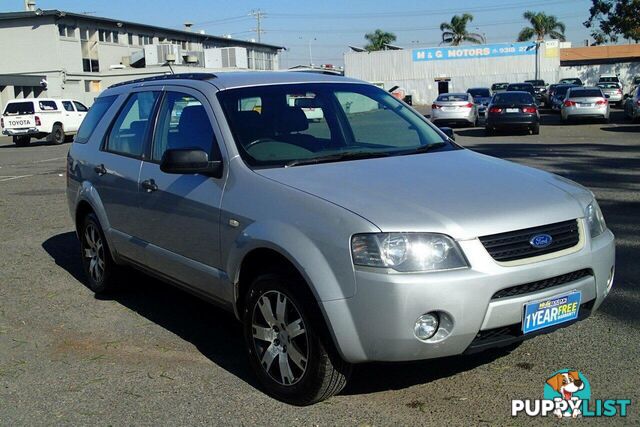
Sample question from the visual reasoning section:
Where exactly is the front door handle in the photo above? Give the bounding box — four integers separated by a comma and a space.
141, 179, 158, 193
94, 164, 106, 176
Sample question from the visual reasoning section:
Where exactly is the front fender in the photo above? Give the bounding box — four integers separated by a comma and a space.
226, 220, 355, 304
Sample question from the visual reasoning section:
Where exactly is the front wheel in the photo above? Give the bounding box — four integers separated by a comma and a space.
243, 274, 351, 405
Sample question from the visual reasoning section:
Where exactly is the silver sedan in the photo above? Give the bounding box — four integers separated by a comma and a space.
623, 86, 640, 122
561, 87, 610, 123
430, 92, 478, 127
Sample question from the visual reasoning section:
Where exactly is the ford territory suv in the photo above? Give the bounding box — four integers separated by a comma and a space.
66, 72, 615, 405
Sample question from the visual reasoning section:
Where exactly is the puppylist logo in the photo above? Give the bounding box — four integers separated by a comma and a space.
512, 370, 632, 418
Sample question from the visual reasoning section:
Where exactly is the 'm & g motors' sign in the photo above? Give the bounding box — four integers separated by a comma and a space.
412, 42, 536, 62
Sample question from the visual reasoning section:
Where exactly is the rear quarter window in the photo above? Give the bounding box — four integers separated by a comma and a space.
74, 95, 118, 144
4, 101, 35, 115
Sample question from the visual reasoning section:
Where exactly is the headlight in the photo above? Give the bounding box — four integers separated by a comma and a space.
585, 200, 606, 238
351, 233, 468, 272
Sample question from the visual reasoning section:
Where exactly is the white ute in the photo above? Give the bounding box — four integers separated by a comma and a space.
1, 98, 88, 146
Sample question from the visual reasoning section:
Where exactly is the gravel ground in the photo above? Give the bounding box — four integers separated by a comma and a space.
0, 110, 638, 425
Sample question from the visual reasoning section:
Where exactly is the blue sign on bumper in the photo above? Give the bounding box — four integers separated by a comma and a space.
522, 291, 581, 334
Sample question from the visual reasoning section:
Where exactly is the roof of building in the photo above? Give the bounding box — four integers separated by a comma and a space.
561, 44, 640, 64
0, 10, 284, 51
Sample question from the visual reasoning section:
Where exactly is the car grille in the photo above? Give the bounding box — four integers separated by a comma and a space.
491, 269, 592, 300
479, 219, 579, 262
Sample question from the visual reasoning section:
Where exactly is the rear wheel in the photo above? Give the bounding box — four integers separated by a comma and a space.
531, 123, 540, 135
13, 136, 30, 146
485, 126, 495, 136
50, 124, 65, 145
243, 273, 351, 405
79, 213, 120, 294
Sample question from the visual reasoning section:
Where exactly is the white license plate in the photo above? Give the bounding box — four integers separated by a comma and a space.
4, 116, 34, 128
578, 103, 594, 108
441, 107, 458, 112
506, 108, 520, 113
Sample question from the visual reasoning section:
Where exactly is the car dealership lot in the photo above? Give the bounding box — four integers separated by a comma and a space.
0, 113, 638, 424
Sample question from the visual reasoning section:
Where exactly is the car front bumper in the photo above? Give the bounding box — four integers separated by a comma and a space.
322, 224, 615, 363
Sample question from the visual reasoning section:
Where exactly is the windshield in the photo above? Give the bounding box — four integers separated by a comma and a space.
598, 77, 619, 83
218, 83, 451, 168
525, 80, 545, 86
555, 85, 577, 96
437, 94, 469, 102
3, 101, 34, 115
560, 78, 582, 85
467, 88, 491, 98
492, 83, 508, 90
597, 83, 619, 89
493, 92, 535, 104
508, 84, 533, 92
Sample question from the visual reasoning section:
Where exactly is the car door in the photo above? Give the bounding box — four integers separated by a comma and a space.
61, 100, 80, 132
136, 87, 227, 301
90, 89, 161, 263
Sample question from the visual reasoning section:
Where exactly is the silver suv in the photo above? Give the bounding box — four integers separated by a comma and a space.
67, 72, 615, 405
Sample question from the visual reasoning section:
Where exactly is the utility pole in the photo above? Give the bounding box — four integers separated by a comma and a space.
250, 9, 265, 43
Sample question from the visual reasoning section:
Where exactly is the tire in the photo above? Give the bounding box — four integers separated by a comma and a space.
13, 135, 30, 146
79, 213, 119, 294
50, 124, 65, 145
602, 116, 610, 124
531, 123, 540, 135
243, 273, 351, 405
485, 126, 495, 136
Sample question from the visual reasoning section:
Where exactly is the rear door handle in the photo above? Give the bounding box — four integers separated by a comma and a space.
141, 179, 158, 193
94, 164, 106, 176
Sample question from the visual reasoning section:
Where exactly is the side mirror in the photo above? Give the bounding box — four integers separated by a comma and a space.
439, 126, 455, 141
604, 94, 610, 99
160, 148, 222, 177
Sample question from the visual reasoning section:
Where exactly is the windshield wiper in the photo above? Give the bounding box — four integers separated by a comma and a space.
399, 142, 447, 155
285, 151, 390, 167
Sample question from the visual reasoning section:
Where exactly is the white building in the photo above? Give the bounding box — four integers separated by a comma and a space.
0, 8, 283, 108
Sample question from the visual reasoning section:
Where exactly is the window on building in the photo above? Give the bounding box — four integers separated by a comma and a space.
98, 29, 118, 43
138, 34, 151, 45
106, 91, 161, 158
112, 31, 119, 44
84, 80, 102, 93
128, 33, 134, 45
82, 59, 100, 72
80, 28, 89, 41
58, 24, 76, 38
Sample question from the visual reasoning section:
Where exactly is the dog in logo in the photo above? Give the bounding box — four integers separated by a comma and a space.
546, 371, 585, 417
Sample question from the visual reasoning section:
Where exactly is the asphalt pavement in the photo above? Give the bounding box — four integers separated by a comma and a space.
0, 110, 638, 425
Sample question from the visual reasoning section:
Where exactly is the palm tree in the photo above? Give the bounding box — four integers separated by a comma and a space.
440, 13, 485, 46
364, 29, 397, 52
517, 11, 566, 41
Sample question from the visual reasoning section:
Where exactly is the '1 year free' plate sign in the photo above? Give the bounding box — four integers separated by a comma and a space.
522, 291, 581, 334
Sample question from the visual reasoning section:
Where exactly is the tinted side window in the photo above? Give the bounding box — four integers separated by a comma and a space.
151, 92, 217, 162
3, 101, 34, 115
73, 101, 88, 112
105, 91, 160, 156
74, 95, 117, 144
62, 101, 75, 112
38, 101, 58, 111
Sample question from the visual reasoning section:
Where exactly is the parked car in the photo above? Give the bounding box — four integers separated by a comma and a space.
550, 84, 580, 112
524, 79, 548, 106
466, 87, 492, 117
491, 82, 509, 93
1, 98, 88, 146
596, 82, 624, 107
545, 83, 559, 107
506, 83, 537, 103
430, 92, 478, 127
485, 91, 540, 135
623, 85, 640, 122
561, 87, 610, 123
597, 74, 622, 92
67, 72, 615, 405
559, 77, 584, 86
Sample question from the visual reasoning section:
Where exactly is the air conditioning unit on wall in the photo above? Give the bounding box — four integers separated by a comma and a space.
204, 47, 248, 69
144, 44, 183, 66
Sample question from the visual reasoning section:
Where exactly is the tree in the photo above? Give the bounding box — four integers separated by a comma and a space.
439, 13, 485, 45
517, 11, 566, 42
363, 29, 397, 52
584, 0, 640, 44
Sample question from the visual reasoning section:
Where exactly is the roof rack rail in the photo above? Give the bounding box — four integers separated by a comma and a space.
108, 73, 217, 88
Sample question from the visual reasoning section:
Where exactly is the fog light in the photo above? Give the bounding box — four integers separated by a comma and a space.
605, 266, 615, 296
414, 313, 439, 340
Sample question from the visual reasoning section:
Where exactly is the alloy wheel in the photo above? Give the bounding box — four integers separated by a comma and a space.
83, 223, 105, 284
251, 290, 309, 386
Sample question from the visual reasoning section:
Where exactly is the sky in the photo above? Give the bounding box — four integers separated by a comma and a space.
2, 0, 596, 68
